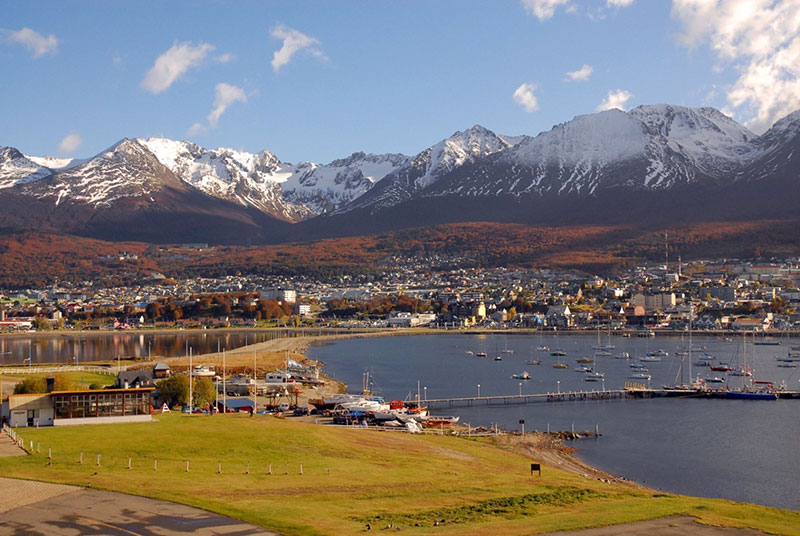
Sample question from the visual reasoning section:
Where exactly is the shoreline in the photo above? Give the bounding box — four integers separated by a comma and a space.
1, 325, 798, 342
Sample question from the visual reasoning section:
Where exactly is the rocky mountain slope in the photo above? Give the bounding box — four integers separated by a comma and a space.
1, 104, 798, 244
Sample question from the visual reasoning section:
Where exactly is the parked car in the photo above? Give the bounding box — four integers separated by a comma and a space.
293, 407, 309, 416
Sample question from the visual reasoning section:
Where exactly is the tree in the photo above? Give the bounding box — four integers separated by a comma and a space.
157, 375, 190, 406
34, 316, 50, 331
13, 373, 74, 394
192, 377, 216, 408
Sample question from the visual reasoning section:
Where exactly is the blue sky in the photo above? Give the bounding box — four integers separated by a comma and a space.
2, 1, 798, 163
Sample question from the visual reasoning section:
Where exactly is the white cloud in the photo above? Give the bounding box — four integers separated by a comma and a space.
597, 89, 633, 111
216, 53, 235, 63
607, 0, 635, 7
513, 83, 540, 112
270, 25, 326, 72
188, 83, 248, 135
4, 27, 59, 58
672, 0, 800, 133
187, 122, 206, 136
208, 83, 247, 128
57, 133, 83, 155
520, 0, 572, 20
565, 64, 593, 82
141, 41, 214, 94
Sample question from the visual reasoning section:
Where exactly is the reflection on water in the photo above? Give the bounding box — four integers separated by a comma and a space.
0, 329, 332, 365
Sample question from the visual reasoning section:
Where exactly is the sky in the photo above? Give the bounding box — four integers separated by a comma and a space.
2, 0, 799, 163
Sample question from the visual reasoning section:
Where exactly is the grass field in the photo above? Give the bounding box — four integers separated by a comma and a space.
2, 414, 798, 536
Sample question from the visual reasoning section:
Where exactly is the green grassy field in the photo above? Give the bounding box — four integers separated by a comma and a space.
2, 414, 797, 536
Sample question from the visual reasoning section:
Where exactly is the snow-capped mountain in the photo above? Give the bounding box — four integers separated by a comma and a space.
0, 147, 58, 188
0, 138, 408, 222
341, 125, 515, 213
1, 103, 799, 244
341, 105, 770, 210
281, 152, 410, 214
18, 138, 187, 206
138, 137, 312, 222
137, 138, 409, 220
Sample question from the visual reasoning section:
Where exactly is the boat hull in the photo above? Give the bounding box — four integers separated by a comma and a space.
725, 391, 778, 400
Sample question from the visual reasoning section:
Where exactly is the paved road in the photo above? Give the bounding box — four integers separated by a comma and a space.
0, 477, 276, 535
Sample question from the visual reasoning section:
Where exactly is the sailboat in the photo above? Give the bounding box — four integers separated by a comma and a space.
663, 309, 702, 393
726, 332, 778, 400
535, 328, 549, 352
592, 325, 615, 350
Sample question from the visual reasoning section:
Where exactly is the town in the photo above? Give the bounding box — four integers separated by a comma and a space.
1, 255, 799, 334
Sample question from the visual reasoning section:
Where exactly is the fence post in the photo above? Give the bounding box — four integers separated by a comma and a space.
268, 462, 272, 475
96, 454, 101, 467
78, 451, 82, 464
186, 460, 189, 472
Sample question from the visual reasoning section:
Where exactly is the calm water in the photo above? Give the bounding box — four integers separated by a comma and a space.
308, 333, 800, 510
0, 330, 319, 365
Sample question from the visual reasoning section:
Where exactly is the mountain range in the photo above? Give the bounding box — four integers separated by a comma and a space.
1, 104, 798, 245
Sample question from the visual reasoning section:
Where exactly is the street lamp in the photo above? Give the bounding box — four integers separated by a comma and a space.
557, 380, 560, 394
477, 384, 481, 398
519, 382, 522, 396
423, 386, 427, 402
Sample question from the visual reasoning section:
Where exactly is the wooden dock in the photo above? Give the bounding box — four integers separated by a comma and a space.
424, 389, 634, 409
423, 384, 800, 409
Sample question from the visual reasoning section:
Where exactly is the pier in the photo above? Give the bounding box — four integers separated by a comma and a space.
424, 389, 633, 409
423, 384, 800, 409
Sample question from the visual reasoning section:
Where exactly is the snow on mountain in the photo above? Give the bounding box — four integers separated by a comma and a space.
734, 110, 800, 182
340, 125, 513, 213
416, 105, 769, 201
0, 146, 55, 188
22, 138, 187, 206
137, 138, 408, 220
629, 104, 756, 175
26, 155, 85, 170
281, 152, 410, 214
137, 137, 312, 221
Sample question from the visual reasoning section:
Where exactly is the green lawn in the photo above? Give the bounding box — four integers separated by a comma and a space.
2, 414, 797, 536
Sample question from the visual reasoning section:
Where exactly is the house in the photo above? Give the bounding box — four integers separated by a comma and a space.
152, 362, 171, 379
3, 387, 154, 427
113, 366, 159, 389
546, 305, 573, 327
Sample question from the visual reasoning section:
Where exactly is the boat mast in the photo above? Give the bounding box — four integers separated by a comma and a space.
687, 306, 692, 384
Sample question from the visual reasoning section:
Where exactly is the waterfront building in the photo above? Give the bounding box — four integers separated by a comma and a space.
3, 387, 154, 427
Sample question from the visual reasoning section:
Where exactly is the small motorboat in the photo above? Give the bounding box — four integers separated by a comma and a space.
628, 372, 652, 381
511, 371, 531, 380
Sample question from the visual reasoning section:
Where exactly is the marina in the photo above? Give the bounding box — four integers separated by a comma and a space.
310, 332, 800, 510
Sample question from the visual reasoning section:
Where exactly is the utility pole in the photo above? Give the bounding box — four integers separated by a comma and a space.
189, 347, 193, 412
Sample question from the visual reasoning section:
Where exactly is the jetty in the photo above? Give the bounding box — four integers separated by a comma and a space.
423, 382, 800, 409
